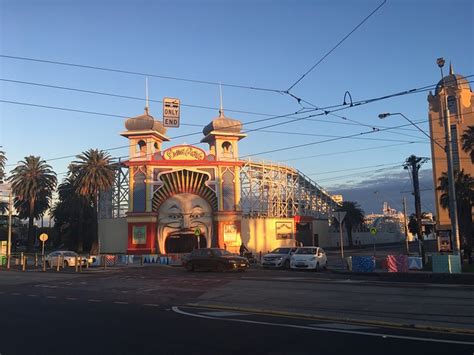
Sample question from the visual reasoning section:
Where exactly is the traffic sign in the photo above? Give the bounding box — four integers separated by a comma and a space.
39, 233, 48, 242
333, 211, 346, 224
194, 228, 201, 237
370, 227, 377, 236
163, 98, 180, 127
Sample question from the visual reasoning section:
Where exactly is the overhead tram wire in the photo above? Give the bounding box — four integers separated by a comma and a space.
285, 0, 387, 93
307, 161, 405, 176
0, 78, 279, 118
0, 55, 283, 94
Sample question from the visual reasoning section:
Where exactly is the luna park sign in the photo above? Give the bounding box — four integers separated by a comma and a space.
163, 145, 206, 161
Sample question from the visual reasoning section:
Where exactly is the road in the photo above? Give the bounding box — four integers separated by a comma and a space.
0, 265, 473, 355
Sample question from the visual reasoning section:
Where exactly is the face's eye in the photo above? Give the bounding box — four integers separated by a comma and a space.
190, 213, 202, 219
168, 214, 182, 220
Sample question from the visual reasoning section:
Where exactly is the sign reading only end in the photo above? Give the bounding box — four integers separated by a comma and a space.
163, 97, 180, 128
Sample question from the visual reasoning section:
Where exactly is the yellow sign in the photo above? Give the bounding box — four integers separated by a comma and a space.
163, 146, 206, 161
370, 227, 377, 236
39, 233, 48, 242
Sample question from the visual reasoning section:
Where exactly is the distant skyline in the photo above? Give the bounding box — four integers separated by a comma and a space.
1, 0, 472, 215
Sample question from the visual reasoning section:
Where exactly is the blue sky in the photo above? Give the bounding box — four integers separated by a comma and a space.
0, 0, 472, 214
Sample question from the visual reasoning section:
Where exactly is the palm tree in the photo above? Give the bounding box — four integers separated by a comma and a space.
437, 169, 474, 247
8, 156, 57, 251
335, 201, 365, 247
461, 125, 474, 163
71, 149, 114, 254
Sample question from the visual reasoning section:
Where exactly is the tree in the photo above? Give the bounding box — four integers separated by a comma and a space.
334, 201, 365, 247
408, 212, 433, 238
461, 125, 474, 163
437, 169, 474, 247
52, 174, 94, 252
70, 149, 114, 254
8, 156, 57, 251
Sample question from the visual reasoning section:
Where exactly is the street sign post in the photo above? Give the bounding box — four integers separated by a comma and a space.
39, 233, 48, 257
370, 227, 377, 257
194, 228, 201, 248
333, 211, 346, 262
163, 98, 180, 127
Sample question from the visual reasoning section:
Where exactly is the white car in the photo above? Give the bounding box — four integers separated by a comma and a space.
45, 251, 93, 267
290, 247, 327, 271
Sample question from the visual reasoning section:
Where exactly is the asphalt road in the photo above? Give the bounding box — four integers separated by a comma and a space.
0, 265, 473, 355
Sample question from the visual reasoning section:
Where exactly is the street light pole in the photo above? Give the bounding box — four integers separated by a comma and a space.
437, 57, 461, 256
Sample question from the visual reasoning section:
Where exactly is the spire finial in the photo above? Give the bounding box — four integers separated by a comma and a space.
449, 62, 454, 75
145, 77, 150, 114
219, 82, 224, 118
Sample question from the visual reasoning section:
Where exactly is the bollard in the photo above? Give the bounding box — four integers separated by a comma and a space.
42, 257, 46, 272
86, 259, 89, 269
56, 255, 60, 272
75, 256, 79, 273
79, 258, 83, 273
22, 255, 26, 272
35, 253, 38, 268
141, 255, 144, 266
20, 252, 24, 266
7, 254, 10, 270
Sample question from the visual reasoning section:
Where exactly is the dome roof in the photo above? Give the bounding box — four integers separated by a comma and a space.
435, 73, 471, 95
125, 108, 167, 135
202, 111, 243, 136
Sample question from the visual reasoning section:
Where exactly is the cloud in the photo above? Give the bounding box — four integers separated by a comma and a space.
327, 169, 436, 216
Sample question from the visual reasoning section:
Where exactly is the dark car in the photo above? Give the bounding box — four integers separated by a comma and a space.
182, 248, 249, 272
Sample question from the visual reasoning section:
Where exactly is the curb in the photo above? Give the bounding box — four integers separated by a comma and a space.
185, 303, 474, 335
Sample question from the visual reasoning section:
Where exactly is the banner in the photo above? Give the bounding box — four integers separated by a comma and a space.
387, 255, 408, 272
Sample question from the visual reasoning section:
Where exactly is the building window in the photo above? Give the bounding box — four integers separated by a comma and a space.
221, 141, 233, 158
136, 140, 146, 157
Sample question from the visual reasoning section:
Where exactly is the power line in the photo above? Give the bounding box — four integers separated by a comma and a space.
308, 161, 404, 176
0, 54, 283, 93
286, 0, 387, 92
0, 78, 279, 118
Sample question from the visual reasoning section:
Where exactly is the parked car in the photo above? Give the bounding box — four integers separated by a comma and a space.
261, 247, 297, 269
182, 248, 249, 272
45, 251, 93, 267
290, 247, 327, 271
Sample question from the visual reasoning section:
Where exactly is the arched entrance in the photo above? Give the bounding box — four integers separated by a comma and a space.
165, 233, 207, 253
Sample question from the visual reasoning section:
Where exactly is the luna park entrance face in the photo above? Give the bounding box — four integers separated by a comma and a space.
164, 233, 207, 253
157, 193, 213, 254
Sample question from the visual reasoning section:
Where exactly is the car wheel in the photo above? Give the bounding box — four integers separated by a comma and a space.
216, 263, 225, 272
314, 262, 319, 272
63, 260, 69, 268
283, 259, 290, 269
185, 263, 194, 272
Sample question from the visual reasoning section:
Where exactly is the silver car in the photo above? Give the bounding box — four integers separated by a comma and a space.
45, 251, 92, 267
261, 247, 297, 269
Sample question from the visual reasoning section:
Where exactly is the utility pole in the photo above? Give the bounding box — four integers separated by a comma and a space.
402, 196, 409, 254
403, 155, 428, 260
7, 189, 12, 269
437, 57, 461, 257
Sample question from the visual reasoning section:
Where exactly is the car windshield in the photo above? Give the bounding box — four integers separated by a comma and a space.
270, 248, 292, 254
295, 248, 317, 255
64, 252, 77, 257
212, 249, 232, 256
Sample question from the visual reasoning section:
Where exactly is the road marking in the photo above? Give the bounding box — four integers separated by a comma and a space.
310, 323, 375, 330
66, 297, 78, 301
0, 291, 4, 294
114, 301, 129, 305
143, 304, 159, 307
172, 307, 474, 346
199, 311, 249, 317
27, 294, 38, 297
88, 299, 102, 303
11, 293, 21, 295
46, 296, 57, 299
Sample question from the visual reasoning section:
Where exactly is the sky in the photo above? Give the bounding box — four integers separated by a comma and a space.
0, 0, 473, 215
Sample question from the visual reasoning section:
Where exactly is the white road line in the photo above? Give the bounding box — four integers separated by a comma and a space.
88, 299, 102, 303
0, 291, 5, 294
11, 293, 21, 295
46, 296, 57, 299
310, 323, 375, 330
143, 304, 159, 307
114, 301, 129, 305
199, 311, 249, 317
27, 294, 38, 297
66, 297, 78, 301
171, 307, 474, 346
